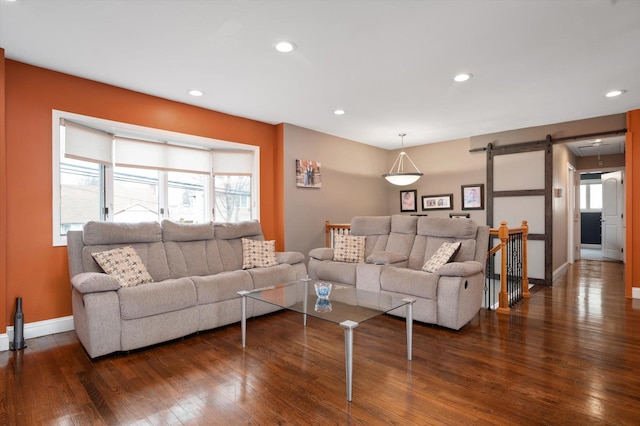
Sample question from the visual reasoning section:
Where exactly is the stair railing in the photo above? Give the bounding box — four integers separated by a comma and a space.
325, 221, 351, 248
486, 221, 530, 313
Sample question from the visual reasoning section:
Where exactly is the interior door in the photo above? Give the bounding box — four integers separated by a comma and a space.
601, 170, 624, 261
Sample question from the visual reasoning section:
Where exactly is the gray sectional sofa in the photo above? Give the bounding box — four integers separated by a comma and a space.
308, 215, 490, 330
67, 220, 306, 358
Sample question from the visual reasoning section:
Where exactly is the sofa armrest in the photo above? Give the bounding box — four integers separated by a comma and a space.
436, 261, 484, 277
309, 247, 334, 261
276, 251, 305, 265
71, 272, 121, 294
366, 251, 408, 265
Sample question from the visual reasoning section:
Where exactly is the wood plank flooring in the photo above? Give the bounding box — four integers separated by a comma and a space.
2, 259, 640, 425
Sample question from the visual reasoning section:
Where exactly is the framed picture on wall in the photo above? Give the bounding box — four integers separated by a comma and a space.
461, 184, 484, 210
296, 159, 322, 188
422, 193, 453, 211
400, 189, 417, 212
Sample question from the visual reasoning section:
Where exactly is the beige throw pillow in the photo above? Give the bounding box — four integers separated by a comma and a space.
242, 238, 279, 269
333, 234, 366, 263
92, 246, 154, 287
422, 241, 462, 273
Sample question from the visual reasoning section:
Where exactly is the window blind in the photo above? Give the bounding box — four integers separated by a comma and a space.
211, 151, 253, 174
115, 137, 211, 174
63, 120, 113, 165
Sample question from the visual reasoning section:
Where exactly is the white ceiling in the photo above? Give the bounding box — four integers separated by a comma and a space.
1, 0, 639, 150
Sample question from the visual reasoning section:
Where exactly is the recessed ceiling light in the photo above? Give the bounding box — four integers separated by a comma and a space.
454, 73, 472, 82
188, 89, 204, 97
605, 89, 625, 98
274, 41, 296, 53
333, 109, 346, 115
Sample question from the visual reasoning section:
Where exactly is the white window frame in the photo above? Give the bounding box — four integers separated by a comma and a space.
52, 110, 260, 246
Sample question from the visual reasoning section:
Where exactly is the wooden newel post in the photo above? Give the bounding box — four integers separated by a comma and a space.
521, 220, 530, 298
496, 221, 510, 314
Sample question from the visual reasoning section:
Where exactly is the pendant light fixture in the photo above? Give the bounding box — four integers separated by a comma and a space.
383, 133, 423, 186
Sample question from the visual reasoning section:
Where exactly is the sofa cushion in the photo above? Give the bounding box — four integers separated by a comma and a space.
334, 234, 365, 263
191, 270, 253, 304
350, 216, 391, 236
215, 221, 263, 240
417, 217, 477, 239
215, 221, 265, 271
366, 251, 408, 265
247, 263, 297, 289
309, 247, 334, 261
118, 277, 196, 319
380, 267, 439, 300
83, 221, 162, 245
422, 242, 461, 273
312, 260, 358, 285
276, 251, 305, 264
453, 239, 478, 262
92, 246, 154, 287
161, 220, 215, 242
242, 238, 278, 269
164, 240, 224, 278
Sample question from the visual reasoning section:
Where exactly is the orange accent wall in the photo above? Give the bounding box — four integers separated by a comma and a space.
626, 109, 640, 297
0, 49, 7, 331
3, 59, 281, 326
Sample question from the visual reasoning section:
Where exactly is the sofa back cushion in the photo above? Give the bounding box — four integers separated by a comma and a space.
83, 221, 162, 245
162, 220, 224, 278
214, 221, 265, 271
350, 216, 391, 257
407, 217, 480, 270
80, 221, 171, 281
384, 215, 417, 256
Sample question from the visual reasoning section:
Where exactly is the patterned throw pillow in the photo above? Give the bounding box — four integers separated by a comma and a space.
422, 241, 462, 273
92, 246, 154, 287
333, 234, 366, 263
242, 238, 279, 269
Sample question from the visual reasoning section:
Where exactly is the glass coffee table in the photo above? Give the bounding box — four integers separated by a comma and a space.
238, 278, 415, 401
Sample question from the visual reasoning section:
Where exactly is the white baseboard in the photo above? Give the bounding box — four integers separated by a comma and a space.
1, 315, 74, 351
553, 262, 569, 282
633, 287, 640, 299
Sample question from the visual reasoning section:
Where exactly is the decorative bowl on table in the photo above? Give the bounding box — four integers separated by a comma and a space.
314, 282, 332, 299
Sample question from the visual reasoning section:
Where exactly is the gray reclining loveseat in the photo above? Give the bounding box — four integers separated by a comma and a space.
308, 215, 489, 330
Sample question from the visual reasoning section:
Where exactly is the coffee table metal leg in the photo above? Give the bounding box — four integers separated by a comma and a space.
340, 320, 359, 402
403, 298, 416, 361
238, 291, 249, 348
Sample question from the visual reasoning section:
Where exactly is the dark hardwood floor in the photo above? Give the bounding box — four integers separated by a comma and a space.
2, 259, 639, 425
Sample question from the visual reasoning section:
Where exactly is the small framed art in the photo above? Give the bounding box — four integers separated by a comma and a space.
400, 189, 417, 212
461, 184, 484, 210
421, 193, 453, 211
296, 159, 322, 188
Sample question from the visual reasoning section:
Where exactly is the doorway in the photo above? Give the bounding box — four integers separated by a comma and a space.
578, 171, 625, 261
566, 135, 626, 263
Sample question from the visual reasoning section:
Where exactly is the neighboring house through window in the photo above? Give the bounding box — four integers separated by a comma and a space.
53, 110, 259, 246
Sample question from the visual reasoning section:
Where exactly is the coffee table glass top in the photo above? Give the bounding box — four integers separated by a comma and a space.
242, 278, 409, 324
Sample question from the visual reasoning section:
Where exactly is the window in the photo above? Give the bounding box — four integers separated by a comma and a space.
53, 111, 259, 245
214, 175, 252, 222
580, 180, 603, 211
